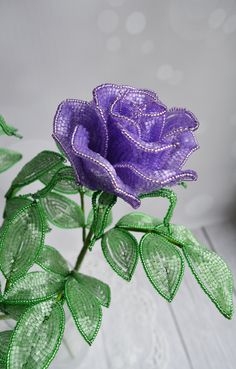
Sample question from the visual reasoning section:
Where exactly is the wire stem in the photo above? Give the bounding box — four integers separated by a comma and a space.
74, 227, 94, 271
117, 226, 184, 248
80, 191, 86, 244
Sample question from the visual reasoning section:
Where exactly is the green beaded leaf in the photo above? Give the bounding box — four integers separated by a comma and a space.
35, 166, 79, 200
40, 192, 84, 228
91, 192, 117, 239
86, 208, 112, 230
6, 151, 65, 198
65, 277, 102, 345
177, 227, 234, 319
3, 271, 65, 305
0, 115, 22, 138
140, 233, 184, 302
152, 223, 189, 249
0, 148, 22, 174
72, 272, 111, 308
0, 303, 28, 321
37, 203, 52, 234
0, 202, 45, 282
0, 331, 12, 365
3, 196, 32, 220
101, 228, 138, 281
7, 300, 65, 369
40, 164, 80, 194
116, 212, 162, 231
37, 245, 69, 276
12, 150, 65, 187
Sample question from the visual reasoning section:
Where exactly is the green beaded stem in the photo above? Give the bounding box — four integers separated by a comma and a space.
40, 164, 80, 195
89, 191, 117, 250
99, 195, 116, 236
91, 191, 101, 216
115, 223, 185, 250
86, 207, 112, 231
34, 166, 78, 200
140, 188, 177, 230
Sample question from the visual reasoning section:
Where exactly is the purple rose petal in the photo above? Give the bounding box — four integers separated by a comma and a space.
114, 162, 197, 194
53, 83, 199, 208
71, 125, 141, 208
159, 131, 199, 170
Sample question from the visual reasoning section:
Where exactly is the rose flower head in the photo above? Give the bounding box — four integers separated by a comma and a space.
53, 83, 199, 208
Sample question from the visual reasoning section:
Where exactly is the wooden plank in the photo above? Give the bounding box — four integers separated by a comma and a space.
201, 223, 236, 367
169, 227, 236, 369
203, 221, 236, 283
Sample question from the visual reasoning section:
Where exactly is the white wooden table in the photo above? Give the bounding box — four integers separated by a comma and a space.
1, 221, 236, 369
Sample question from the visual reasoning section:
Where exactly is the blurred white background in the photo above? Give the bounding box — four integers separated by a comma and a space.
0, 0, 236, 228
1, 2, 236, 369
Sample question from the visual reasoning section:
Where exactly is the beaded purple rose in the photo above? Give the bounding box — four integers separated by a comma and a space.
53, 84, 199, 208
